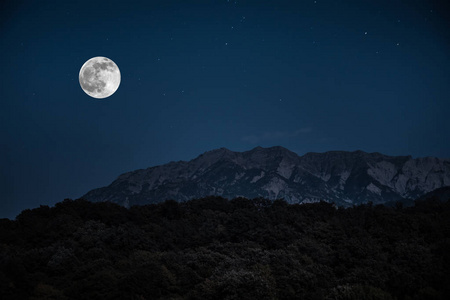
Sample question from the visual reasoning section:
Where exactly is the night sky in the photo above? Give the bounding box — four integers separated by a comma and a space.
1, 0, 449, 219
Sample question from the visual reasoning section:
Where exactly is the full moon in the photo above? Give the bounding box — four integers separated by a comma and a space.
79, 57, 121, 99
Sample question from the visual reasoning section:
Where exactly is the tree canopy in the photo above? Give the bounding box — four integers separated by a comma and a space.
1, 196, 449, 299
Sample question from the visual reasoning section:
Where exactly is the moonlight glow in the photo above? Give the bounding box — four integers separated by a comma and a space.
79, 57, 121, 99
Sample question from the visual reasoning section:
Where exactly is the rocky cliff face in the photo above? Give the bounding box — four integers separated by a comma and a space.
82, 146, 450, 207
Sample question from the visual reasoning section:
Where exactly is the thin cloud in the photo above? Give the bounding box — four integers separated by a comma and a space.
242, 128, 312, 144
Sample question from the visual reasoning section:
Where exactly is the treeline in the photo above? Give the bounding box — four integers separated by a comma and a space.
1, 197, 449, 299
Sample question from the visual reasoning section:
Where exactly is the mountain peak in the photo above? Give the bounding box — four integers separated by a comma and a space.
247, 145, 298, 157
83, 147, 450, 208
203, 147, 232, 153
250, 145, 290, 151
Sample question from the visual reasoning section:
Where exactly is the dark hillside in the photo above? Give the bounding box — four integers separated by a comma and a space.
1, 197, 449, 299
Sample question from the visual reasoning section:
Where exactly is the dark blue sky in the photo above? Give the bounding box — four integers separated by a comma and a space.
1, 0, 449, 219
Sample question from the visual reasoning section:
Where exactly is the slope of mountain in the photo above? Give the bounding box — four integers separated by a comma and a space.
82, 146, 450, 207
416, 186, 450, 202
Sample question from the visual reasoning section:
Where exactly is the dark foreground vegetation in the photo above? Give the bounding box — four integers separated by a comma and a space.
1, 197, 450, 300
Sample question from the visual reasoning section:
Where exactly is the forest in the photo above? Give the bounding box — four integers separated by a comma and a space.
1, 196, 449, 299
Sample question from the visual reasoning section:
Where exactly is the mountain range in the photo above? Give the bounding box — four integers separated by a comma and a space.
82, 146, 450, 207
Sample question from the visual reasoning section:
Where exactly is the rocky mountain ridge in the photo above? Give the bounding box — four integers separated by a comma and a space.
83, 146, 450, 207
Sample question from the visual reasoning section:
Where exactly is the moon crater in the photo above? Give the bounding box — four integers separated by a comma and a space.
79, 57, 121, 99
